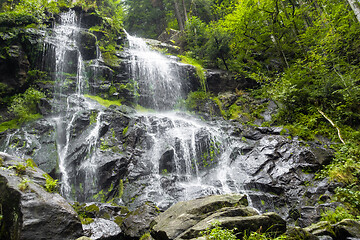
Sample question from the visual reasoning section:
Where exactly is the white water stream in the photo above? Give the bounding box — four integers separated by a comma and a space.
47, 10, 104, 199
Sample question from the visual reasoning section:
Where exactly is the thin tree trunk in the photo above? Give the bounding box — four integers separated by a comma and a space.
173, 0, 185, 31
182, 0, 188, 22
347, 0, 360, 23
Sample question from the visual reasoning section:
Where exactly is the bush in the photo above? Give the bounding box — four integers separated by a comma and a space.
201, 222, 238, 240
320, 206, 357, 224
0, 11, 38, 27
185, 90, 209, 111
43, 174, 59, 193
8, 87, 45, 121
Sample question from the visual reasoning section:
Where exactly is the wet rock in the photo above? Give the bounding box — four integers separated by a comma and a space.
284, 227, 318, 240
0, 152, 83, 240
151, 194, 248, 239
205, 69, 259, 94
37, 98, 52, 116
83, 218, 122, 240
0, 44, 29, 96
305, 221, 335, 238
121, 202, 160, 239
79, 11, 103, 29
77, 30, 97, 60
178, 212, 286, 240
333, 219, 360, 239
159, 149, 176, 174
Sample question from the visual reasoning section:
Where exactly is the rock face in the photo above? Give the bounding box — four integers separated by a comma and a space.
121, 202, 160, 239
205, 69, 259, 94
304, 219, 360, 240
150, 194, 286, 240
0, 152, 83, 240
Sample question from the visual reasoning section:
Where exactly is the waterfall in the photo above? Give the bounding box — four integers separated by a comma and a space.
46, 10, 104, 200
126, 32, 184, 110
125, 33, 244, 208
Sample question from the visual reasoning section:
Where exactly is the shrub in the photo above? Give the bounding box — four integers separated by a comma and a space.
320, 206, 357, 224
18, 178, 30, 192
43, 174, 59, 193
201, 222, 238, 240
185, 90, 209, 111
8, 87, 45, 122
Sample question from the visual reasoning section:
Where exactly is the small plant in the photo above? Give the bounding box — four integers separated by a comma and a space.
320, 206, 358, 224
43, 174, 59, 193
8, 162, 27, 175
26, 158, 36, 170
201, 221, 238, 240
18, 178, 30, 192
139, 233, 152, 240
122, 125, 129, 136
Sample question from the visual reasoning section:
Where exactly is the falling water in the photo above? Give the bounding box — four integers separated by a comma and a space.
125, 34, 245, 208
46, 10, 104, 200
126, 32, 184, 110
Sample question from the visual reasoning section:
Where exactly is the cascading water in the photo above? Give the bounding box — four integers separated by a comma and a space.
124, 34, 246, 208
126, 32, 185, 110
45, 10, 105, 200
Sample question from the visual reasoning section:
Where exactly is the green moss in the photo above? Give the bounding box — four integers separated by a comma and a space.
89, 111, 98, 125
122, 126, 129, 136
118, 179, 124, 198
85, 204, 100, 213
179, 55, 206, 92
43, 174, 58, 193
81, 217, 94, 225
85, 94, 122, 108
0, 119, 19, 133
139, 233, 152, 240
185, 90, 209, 110
135, 105, 155, 113
114, 216, 124, 227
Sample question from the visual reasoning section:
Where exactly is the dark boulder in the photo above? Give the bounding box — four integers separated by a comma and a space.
121, 202, 160, 239
151, 194, 248, 239
205, 69, 259, 94
0, 152, 83, 240
77, 30, 97, 60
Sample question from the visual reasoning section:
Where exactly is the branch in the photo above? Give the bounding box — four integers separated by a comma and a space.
317, 109, 345, 144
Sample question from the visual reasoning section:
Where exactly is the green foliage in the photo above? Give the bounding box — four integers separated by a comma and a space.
185, 90, 209, 111
18, 178, 30, 192
0, 119, 19, 133
71, 202, 95, 225
0, 156, 3, 167
0, 11, 38, 27
179, 54, 206, 92
139, 232, 152, 240
85, 94, 122, 108
122, 125, 128, 136
320, 206, 358, 224
8, 87, 45, 122
43, 174, 58, 193
8, 162, 26, 175
201, 222, 237, 240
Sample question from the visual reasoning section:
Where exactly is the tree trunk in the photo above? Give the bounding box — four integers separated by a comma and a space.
182, 0, 188, 22
347, 0, 360, 23
173, 0, 185, 31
